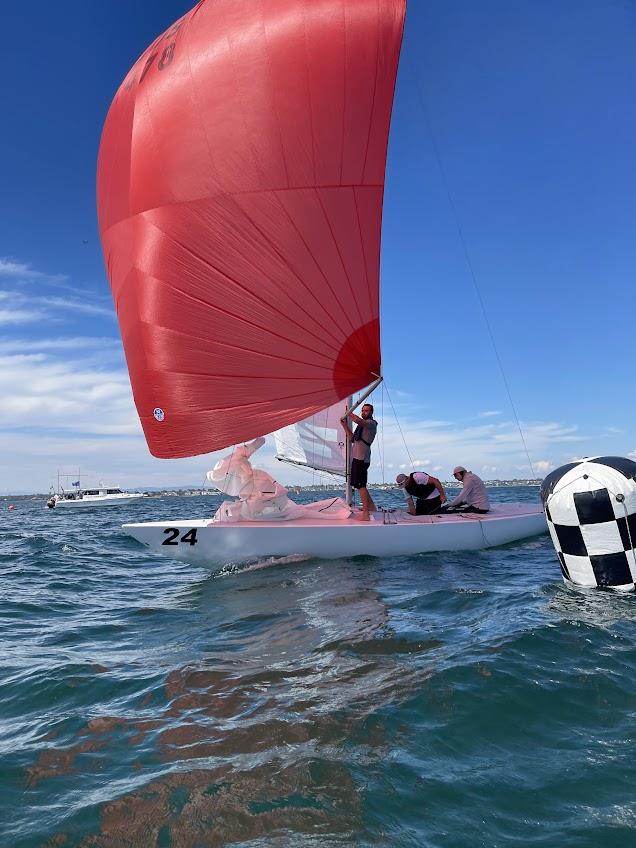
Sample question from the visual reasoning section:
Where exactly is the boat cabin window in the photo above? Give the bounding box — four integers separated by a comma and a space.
106, 488, 122, 494
84, 489, 100, 496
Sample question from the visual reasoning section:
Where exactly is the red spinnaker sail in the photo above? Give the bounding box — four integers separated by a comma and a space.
97, 0, 405, 458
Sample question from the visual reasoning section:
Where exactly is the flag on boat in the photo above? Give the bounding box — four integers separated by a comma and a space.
97, 0, 406, 459
72, 481, 80, 487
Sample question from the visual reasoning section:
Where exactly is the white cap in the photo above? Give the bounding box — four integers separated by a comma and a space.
396, 473, 407, 486
453, 466, 467, 475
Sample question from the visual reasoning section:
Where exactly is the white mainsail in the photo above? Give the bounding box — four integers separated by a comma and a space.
273, 400, 348, 477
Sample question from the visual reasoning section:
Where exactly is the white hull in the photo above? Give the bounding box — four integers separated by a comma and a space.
48, 494, 145, 508
123, 503, 547, 567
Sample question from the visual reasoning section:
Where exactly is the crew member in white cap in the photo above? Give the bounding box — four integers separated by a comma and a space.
445, 466, 490, 513
396, 471, 447, 515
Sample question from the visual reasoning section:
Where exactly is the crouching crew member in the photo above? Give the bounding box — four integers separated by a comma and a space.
396, 471, 447, 515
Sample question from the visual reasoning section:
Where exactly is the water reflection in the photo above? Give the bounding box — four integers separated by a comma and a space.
34, 560, 440, 846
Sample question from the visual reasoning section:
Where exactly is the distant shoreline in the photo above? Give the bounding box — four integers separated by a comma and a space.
2, 480, 542, 499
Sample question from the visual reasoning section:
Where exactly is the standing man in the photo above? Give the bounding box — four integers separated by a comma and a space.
396, 471, 447, 515
341, 403, 377, 521
445, 466, 490, 513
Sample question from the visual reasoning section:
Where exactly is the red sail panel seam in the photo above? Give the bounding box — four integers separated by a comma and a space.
301, 1, 317, 188
131, 269, 336, 367
315, 187, 366, 331
258, 0, 292, 191
225, 10, 269, 191
227, 195, 351, 347
141, 215, 341, 359
339, 0, 347, 185
360, 0, 381, 185
353, 187, 376, 343
140, 324, 336, 372
233, 183, 383, 194
139, 383, 364, 416
272, 190, 357, 339
183, 7, 224, 193
146, 371, 337, 381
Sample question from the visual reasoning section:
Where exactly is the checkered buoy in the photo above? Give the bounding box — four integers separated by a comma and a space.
540, 456, 636, 591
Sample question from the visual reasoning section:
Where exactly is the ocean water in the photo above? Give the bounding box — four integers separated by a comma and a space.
1, 486, 634, 848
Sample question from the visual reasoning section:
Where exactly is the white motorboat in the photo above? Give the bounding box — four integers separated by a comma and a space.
46, 476, 145, 509
98, 1, 548, 566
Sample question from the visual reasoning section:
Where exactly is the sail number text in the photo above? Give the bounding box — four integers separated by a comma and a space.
162, 528, 198, 546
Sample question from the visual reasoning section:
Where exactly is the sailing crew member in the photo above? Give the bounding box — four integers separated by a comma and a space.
396, 471, 447, 515
444, 466, 490, 513
341, 403, 377, 521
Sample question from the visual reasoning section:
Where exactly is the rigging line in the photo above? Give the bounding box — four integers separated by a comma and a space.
376, 381, 386, 485
408, 58, 537, 480
384, 381, 414, 469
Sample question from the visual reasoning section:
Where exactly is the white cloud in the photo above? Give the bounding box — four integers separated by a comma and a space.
479, 410, 502, 417
36, 295, 115, 319
0, 289, 115, 321
0, 336, 121, 354
0, 352, 136, 436
534, 460, 553, 473
0, 258, 67, 283
0, 308, 46, 325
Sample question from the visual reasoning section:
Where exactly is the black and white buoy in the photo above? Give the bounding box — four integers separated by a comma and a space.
540, 456, 636, 592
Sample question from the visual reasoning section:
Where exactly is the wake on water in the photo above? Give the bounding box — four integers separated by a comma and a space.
215, 553, 314, 577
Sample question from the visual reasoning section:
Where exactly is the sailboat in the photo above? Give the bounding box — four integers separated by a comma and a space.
97, 0, 546, 566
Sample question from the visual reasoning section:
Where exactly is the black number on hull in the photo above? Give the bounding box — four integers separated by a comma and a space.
162, 528, 198, 546
181, 528, 198, 546
162, 528, 180, 545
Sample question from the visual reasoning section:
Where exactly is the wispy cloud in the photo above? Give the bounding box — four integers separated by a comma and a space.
479, 410, 502, 418
6, 267, 107, 299
0, 352, 137, 437
37, 295, 115, 319
0, 289, 115, 322
0, 336, 121, 354
0, 308, 46, 325
0, 258, 67, 284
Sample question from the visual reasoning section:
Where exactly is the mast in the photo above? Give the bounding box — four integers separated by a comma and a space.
345, 395, 353, 506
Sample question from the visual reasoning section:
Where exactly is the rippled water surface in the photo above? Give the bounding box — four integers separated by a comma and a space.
1, 487, 635, 847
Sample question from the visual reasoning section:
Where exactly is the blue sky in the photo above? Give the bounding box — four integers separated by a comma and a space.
1, 0, 635, 494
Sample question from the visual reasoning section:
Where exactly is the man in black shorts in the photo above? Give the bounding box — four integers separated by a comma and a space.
341, 403, 377, 521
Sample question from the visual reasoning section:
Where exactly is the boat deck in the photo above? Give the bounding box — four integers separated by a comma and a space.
127, 503, 543, 531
